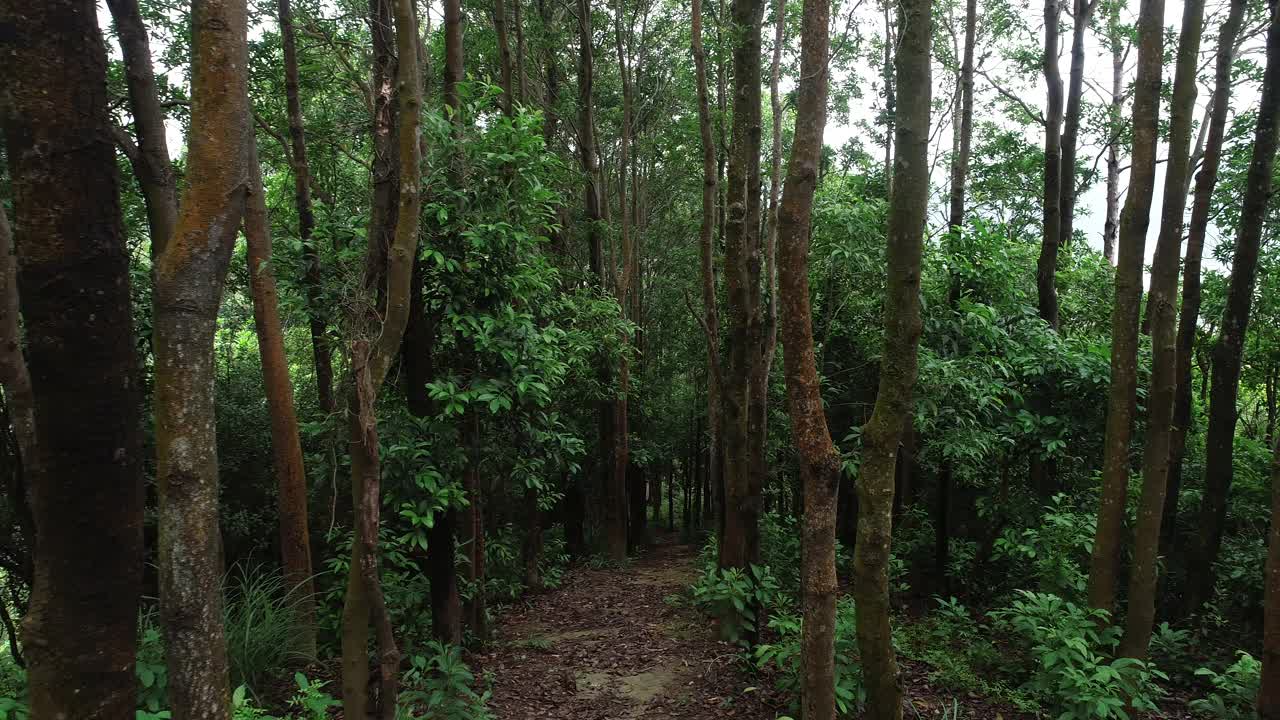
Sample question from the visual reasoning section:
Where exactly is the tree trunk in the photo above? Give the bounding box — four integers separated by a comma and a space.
341, 0, 422, 712
0, 3, 145, 711
719, 0, 767, 573
494, 0, 516, 114
775, 0, 837, 710
1036, 0, 1064, 330
1118, 0, 1204, 660
1186, 0, 1280, 617
105, 0, 178, 255
1086, 0, 1164, 616
244, 139, 317, 658
855, 0, 930, 715
1058, 0, 1096, 248
1102, 2, 1123, 265
152, 0, 251, 714
1165, 0, 1246, 557
881, 0, 895, 190
1260, 434, 1280, 718
614, 0, 635, 557
276, 0, 335, 418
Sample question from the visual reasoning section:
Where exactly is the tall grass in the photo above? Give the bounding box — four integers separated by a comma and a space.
223, 563, 315, 692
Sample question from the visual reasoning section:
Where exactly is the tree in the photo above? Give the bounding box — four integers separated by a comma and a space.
152, 0, 251, 713
856, 0, 931, 716
341, 0, 422, 713
244, 137, 316, 659
1086, 0, 1164, 615
1036, 0, 1064, 330
1119, 0, 1204, 659
720, 0, 768, 574
0, 2, 145, 713
277, 0, 336, 417
775, 0, 837, 712
1058, 0, 1097, 249
1187, 0, 1280, 618
1165, 0, 1247, 556
1101, 0, 1124, 264
105, 0, 178, 254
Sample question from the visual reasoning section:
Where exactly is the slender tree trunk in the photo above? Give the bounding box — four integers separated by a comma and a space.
1102, 3, 1123, 265
1261, 434, 1280, 718
1165, 0, 1246, 557
855, 0, 930, 715
719, 0, 767, 573
514, 0, 527, 103
1119, 0, 1204, 660
1187, 0, 1280, 617
691, 0, 724, 555
244, 139, 317, 659
152, 0, 252, 714
276, 0, 335, 417
342, 0, 421, 712
775, 0, 836, 709
105, 0, 178, 254
881, 0, 895, 191
0, 4, 144, 712
615, 0, 635, 555
1086, 0, 1165, 615
1037, 0, 1064, 329
1058, 0, 1096, 248
494, 0, 516, 114
343, 0, 398, 706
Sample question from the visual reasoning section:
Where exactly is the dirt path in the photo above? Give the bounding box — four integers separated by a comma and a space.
476, 536, 784, 720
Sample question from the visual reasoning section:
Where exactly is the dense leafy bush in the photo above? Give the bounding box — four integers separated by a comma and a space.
400, 641, 493, 720
691, 564, 781, 646
755, 599, 865, 717
992, 591, 1166, 719
1190, 651, 1261, 719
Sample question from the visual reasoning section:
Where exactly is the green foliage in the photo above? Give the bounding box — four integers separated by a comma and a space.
993, 495, 1096, 599
690, 564, 780, 646
1190, 652, 1261, 720
0, 696, 25, 720
288, 673, 340, 720
136, 614, 168, 716
223, 564, 311, 692
399, 641, 493, 720
992, 591, 1167, 719
754, 599, 865, 717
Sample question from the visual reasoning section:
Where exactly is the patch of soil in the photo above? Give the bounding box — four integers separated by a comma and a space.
475, 536, 787, 719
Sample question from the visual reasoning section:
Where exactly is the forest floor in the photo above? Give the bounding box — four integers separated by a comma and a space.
475, 535, 1047, 720
475, 534, 789, 719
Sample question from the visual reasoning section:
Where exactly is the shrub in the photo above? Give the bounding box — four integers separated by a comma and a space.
691, 564, 780, 646
755, 599, 865, 717
399, 641, 493, 720
1190, 651, 1261, 720
991, 590, 1166, 719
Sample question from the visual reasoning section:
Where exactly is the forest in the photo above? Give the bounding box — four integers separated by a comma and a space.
2, 0, 1280, 716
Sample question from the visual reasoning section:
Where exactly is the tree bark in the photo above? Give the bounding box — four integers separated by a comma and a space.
244, 138, 317, 659
719, 0, 767, 573
277, 0, 335, 417
105, 0, 178, 255
1086, 0, 1164, 616
0, 3, 145, 712
1164, 0, 1246, 558
614, 0, 635, 555
775, 0, 837, 710
1118, 0, 1204, 660
341, 0, 421, 712
1102, 2, 1123, 265
855, 0, 931, 715
342, 0, 399, 710
1186, 0, 1280, 617
1058, 0, 1096, 248
691, 0, 723, 560
1260, 434, 1280, 718
495, 0, 516, 114
1036, 0, 1064, 330
152, 0, 251, 714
